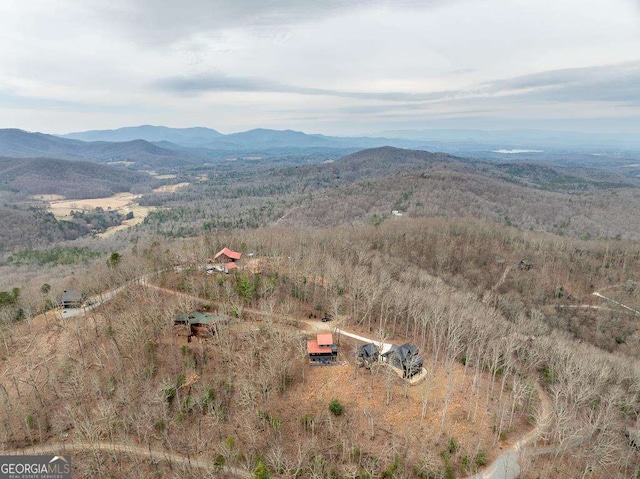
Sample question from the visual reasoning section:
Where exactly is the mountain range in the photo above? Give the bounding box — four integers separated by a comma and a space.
63, 125, 410, 151
0, 129, 201, 168
0, 127, 420, 168
2, 126, 640, 174
63, 125, 224, 146
63, 125, 640, 152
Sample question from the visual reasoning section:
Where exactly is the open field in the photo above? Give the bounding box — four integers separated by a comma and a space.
147, 171, 177, 179
96, 205, 153, 237
152, 182, 190, 193
46, 191, 153, 237
105, 161, 135, 167
45, 183, 188, 237
47, 191, 142, 217
30, 194, 65, 201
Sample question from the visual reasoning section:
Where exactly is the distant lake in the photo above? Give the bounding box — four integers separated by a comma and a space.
493, 149, 543, 154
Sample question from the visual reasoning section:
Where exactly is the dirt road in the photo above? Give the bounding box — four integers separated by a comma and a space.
491, 265, 512, 292
56, 274, 561, 479
592, 291, 640, 316
60, 285, 128, 318
2, 441, 250, 477
465, 383, 552, 479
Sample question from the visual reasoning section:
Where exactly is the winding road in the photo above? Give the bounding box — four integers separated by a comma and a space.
465, 383, 552, 479
20, 271, 563, 479
312, 323, 554, 479
60, 285, 128, 318
592, 291, 640, 316
3, 441, 250, 477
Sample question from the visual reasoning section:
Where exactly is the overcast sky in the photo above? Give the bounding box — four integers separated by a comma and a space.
1, 0, 640, 135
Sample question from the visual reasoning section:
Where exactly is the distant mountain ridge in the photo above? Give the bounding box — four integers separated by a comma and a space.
63, 125, 223, 146
4, 128, 398, 168
0, 129, 200, 168
61, 125, 640, 152
336, 146, 458, 168
6, 126, 640, 173
60, 125, 415, 151
221, 128, 337, 148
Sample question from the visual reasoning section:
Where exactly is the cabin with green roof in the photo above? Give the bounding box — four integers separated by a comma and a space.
173, 311, 230, 340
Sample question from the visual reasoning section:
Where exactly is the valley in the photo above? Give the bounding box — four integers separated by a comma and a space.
42, 182, 191, 238
1, 129, 640, 479
5, 1, 640, 476
47, 192, 144, 218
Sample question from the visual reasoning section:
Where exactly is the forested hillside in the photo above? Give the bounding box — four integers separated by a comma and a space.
0, 206, 89, 251
1, 221, 638, 478
1, 145, 639, 479
140, 147, 640, 240
0, 157, 153, 199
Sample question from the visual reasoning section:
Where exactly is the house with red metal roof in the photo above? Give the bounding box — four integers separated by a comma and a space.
307, 332, 338, 365
214, 247, 242, 263
208, 247, 242, 274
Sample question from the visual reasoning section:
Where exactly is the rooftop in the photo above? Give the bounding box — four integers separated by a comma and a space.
61, 289, 82, 302
214, 247, 242, 261
317, 333, 333, 347
307, 340, 333, 355
174, 312, 230, 325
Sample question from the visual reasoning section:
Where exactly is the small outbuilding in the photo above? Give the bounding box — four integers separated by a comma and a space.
174, 312, 230, 340
519, 259, 534, 270
60, 289, 83, 309
357, 343, 380, 368
381, 343, 423, 378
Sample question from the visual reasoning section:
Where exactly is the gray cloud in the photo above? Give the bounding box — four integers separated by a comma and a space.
0, 91, 138, 113
98, 0, 447, 45
155, 61, 640, 108
154, 72, 457, 102
3, 0, 640, 134
483, 62, 640, 105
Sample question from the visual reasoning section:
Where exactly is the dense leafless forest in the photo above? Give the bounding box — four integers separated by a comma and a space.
5, 0, 640, 475
1, 145, 640, 478
5, 146, 640, 253
137, 148, 640, 241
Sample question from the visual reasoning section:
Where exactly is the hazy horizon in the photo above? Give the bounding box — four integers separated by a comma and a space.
2, 0, 640, 136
